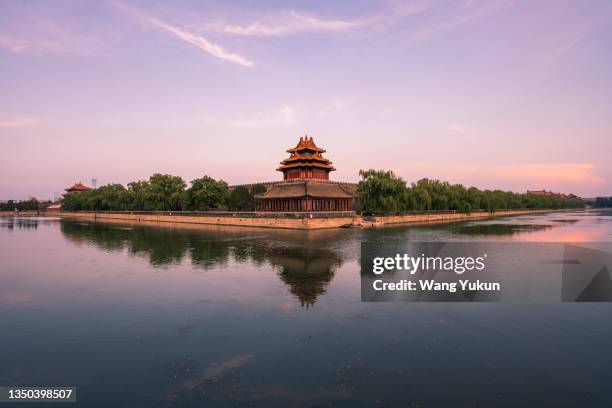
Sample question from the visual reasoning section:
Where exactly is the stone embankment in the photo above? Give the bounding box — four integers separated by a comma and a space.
49, 209, 565, 230
56, 211, 358, 230
365, 209, 557, 227
0, 211, 40, 217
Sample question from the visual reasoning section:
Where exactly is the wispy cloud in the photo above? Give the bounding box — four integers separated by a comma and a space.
0, 20, 100, 56
542, 14, 608, 63
391, 0, 435, 17
405, 0, 511, 42
110, 1, 253, 67
545, 34, 584, 63
0, 116, 39, 128
231, 105, 297, 128
0, 36, 63, 54
208, 11, 373, 37
446, 123, 468, 134
316, 96, 357, 117
199, 1, 433, 37
331, 97, 354, 111
200, 0, 432, 37
198, 0, 508, 42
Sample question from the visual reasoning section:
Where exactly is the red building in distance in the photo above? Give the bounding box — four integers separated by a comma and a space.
63, 182, 91, 196
256, 136, 353, 212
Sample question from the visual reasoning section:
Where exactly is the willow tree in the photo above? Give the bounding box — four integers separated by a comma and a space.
146, 173, 186, 211
356, 169, 408, 213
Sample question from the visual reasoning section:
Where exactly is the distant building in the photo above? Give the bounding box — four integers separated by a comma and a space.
527, 189, 555, 196
44, 203, 62, 212
63, 182, 91, 197
256, 136, 354, 212
527, 189, 577, 199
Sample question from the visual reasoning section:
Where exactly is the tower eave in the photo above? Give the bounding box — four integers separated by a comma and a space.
276, 166, 336, 172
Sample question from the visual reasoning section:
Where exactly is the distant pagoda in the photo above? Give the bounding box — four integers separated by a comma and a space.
63, 182, 91, 196
256, 136, 353, 212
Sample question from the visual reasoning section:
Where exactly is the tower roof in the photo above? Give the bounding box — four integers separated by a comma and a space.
255, 180, 352, 199
277, 136, 336, 173
286, 136, 326, 154
64, 182, 91, 192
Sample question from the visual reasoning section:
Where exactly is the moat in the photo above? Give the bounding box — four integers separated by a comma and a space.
1, 209, 612, 407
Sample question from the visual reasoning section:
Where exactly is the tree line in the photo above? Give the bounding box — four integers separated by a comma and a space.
48, 169, 587, 213
61, 173, 266, 211
356, 169, 585, 213
594, 197, 612, 207
0, 199, 45, 212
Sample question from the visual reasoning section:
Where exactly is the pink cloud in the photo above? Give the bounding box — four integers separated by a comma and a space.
398, 162, 604, 195
0, 116, 39, 128
493, 163, 605, 187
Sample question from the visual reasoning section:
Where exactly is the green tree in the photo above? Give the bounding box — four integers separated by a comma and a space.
357, 169, 408, 213
1, 198, 41, 211
57, 170, 585, 213
61, 192, 84, 211
185, 176, 229, 210
228, 186, 252, 210
146, 173, 186, 211
250, 184, 267, 196
127, 180, 150, 211
96, 184, 129, 210
356, 170, 584, 213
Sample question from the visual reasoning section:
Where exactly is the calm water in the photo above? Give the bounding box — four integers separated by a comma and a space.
1, 210, 612, 407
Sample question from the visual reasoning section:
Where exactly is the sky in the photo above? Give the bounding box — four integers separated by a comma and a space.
1, 0, 611, 200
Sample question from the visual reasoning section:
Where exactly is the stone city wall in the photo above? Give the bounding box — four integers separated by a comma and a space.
56, 211, 359, 230
52, 208, 567, 230
368, 209, 558, 226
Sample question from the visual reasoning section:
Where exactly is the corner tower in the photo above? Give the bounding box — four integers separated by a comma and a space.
277, 136, 335, 181
255, 135, 354, 212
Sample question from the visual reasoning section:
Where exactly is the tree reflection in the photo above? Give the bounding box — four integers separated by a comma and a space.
0, 218, 39, 230
61, 222, 129, 251
128, 228, 191, 266
60, 220, 347, 306
452, 223, 553, 236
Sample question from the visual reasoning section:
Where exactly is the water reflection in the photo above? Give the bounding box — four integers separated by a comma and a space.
452, 223, 553, 236
0, 217, 40, 230
267, 246, 341, 307
60, 220, 346, 306
3, 210, 612, 407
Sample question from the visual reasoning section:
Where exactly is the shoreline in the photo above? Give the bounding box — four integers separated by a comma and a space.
0, 208, 578, 230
